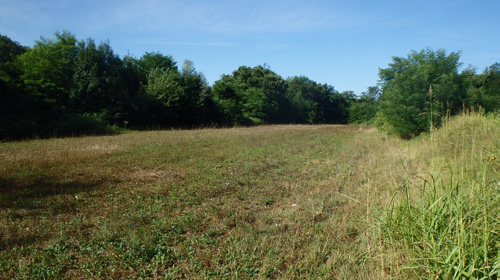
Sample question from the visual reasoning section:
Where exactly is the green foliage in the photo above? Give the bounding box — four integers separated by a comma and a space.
48, 114, 115, 137
348, 102, 377, 124
70, 38, 127, 123
16, 31, 78, 111
145, 67, 184, 125
143, 60, 210, 127
0, 35, 32, 140
284, 76, 317, 123
377, 48, 470, 138
1, 32, 84, 139
467, 63, 500, 113
179, 60, 214, 125
348, 86, 380, 124
3, 30, 499, 140
212, 74, 245, 125
242, 87, 267, 124
137, 51, 177, 75
213, 65, 289, 125
0, 34, 27, 81
2, 32, 131, 139
285, 76, 348, 124
0, 31, 357, 138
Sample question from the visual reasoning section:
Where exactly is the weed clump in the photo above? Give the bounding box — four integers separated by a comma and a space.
382, 113, 499, 279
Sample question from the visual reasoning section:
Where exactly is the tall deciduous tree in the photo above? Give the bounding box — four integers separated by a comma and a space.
213, 65, 288, 125
0, 35, 32, 139
137, 52, 177, 77
0, 34, 27, 80
71, 38, 126, 123
16, 31, 78, 112
144, 67, 184, 125
377, 48, 469, 138
142, 58, 212, 127
212, 74, 245, 125
179, 60, 213, 125
348, 86, 380, 124
467, 63, 500, 113
285, 76, 348, 124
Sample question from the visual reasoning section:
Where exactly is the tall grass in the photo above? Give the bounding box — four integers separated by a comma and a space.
382, 113, 499, 279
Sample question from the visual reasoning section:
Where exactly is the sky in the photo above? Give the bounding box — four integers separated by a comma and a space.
1, 0, 499, 94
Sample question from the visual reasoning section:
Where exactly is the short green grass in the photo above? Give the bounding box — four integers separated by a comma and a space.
0, 115, 498, 279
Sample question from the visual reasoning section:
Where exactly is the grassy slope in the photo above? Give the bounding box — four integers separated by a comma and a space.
0, 115, 497, 279
382, 114, 499, 279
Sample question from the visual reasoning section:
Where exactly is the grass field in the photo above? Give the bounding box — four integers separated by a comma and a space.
0, 114, 498, 279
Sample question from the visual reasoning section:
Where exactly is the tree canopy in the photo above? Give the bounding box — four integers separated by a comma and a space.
0, 32, 498, 140
213, 65, 288, 125
467, 63, 500, 113
376, 49, 473, 138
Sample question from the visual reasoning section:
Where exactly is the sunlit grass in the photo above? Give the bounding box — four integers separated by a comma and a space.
381, 113, 499, 279
0, 116, 497, 279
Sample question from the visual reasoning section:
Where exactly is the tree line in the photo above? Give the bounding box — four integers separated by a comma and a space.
1, 31, 498, 140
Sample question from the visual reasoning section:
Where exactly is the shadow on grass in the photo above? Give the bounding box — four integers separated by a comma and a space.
0, 176, 105, 209
0, 176, 108, 250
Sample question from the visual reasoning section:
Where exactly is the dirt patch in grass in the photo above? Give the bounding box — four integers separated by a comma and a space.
127, 169, 185, 183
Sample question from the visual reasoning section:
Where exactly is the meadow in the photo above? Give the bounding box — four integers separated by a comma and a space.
0, 114, 498, 279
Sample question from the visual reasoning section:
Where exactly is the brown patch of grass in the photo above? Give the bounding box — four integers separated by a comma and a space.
127, 169, 185, 183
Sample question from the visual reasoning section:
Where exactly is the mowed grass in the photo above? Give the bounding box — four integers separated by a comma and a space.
0, 115, 498, 279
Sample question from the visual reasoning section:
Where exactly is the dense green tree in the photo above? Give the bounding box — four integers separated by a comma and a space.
285, 76, 348, 124
0, 34, 27, 94
348, 86, 380, 124
121, 53, 200, 127
213, 65, 288, 125
144, 67, 184, 125
131, 52, 184, 126
6, 32, 129, 138
2, 32, 115, 139
0, 35, 34, 139
137, 52, 177, 77
327, 89, 349, 124
5, 30, 499, 140
212, 74, 245, 125
467, 63, 500, 113
236, 65, 288, 124
377, 48, 469, 138
179, 60, 214, 125
117, 55, 149, 127
16, 31, 78, 112
0, 35, 26, 59
0, 34, 27, 81
285, 76, 318, 123
71, 38, 126, 123
142, 59, 211, 126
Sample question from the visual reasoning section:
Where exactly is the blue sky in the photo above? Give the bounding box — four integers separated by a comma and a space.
1, 0, 499, 94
